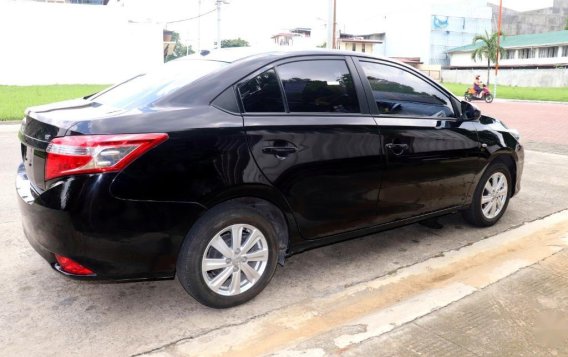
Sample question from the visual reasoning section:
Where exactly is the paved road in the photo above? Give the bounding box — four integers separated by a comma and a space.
1, 100, 568, 356
476, 100, 568, 154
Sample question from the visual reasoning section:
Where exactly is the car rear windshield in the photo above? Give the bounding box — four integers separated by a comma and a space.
89, 59, 228, 109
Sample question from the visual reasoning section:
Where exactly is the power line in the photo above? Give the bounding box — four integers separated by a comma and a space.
166, 8, 216, 24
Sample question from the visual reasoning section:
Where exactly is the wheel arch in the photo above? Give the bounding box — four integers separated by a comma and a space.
490, 154, 517, 196
466, 150, 519, 204
197, 185, 302, 265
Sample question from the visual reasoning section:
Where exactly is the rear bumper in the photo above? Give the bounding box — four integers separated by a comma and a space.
16, 163, 206, 281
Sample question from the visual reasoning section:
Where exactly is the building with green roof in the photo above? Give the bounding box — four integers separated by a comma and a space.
447, 30, 568, 69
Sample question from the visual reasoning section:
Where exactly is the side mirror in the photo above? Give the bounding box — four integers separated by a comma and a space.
461, 101, 481, 121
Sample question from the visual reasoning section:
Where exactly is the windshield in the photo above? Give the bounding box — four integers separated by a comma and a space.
90, 59, 228, 109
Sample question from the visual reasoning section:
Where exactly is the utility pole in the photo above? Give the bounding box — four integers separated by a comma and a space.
326, 0, 333, 49
197, 0, 202, 53
332, 0, 337, 49
216, 0, 222, 49
215, 0, 230, 49
494, 0, 503, 99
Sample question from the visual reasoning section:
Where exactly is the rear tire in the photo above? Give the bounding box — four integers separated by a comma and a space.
177, 202, 279, 308
464, 93, 472, 102
463, 163, 511, 227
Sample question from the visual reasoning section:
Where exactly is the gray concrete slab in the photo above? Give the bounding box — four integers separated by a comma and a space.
341, 250, 568, 357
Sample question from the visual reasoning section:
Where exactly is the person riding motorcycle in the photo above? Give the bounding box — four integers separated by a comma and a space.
464, 76, 493, 103
473, 75, 483, 97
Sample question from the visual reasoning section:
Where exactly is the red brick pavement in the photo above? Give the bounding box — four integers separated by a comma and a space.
474, 101, 568, 146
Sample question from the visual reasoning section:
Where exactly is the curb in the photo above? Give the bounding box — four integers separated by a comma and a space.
492, 98, 568, 105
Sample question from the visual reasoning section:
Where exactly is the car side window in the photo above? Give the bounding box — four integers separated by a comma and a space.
238, 69, 285, 113
359, 61, 454, 118
277, 60, 360, 113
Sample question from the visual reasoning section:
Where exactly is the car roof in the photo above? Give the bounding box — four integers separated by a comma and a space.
175, 46, 393, 64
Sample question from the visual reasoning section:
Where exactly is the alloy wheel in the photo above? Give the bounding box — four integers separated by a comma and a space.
201, 224, 269, 296
481, 172, 508, 219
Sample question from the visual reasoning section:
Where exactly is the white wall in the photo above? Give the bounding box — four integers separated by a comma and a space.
0, 1, 163, 85
442, 68, 568, 87
429, 0, 492, 65
450, 52, 478, 66
378, 0, 492, 65
382, 1, 431, 62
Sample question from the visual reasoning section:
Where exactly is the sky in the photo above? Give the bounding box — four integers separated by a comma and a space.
120, 0, 555, 49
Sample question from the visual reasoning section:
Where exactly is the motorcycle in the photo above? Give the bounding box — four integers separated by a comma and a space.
464, 84, 494, 103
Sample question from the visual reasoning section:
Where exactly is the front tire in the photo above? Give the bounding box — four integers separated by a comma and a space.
463, 163, 511, 227
177, 202, 279, 308
484, 94, 494, 103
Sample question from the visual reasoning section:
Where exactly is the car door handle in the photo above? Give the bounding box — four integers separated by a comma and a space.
385, 143, 409, 156
262, 146, 297, 159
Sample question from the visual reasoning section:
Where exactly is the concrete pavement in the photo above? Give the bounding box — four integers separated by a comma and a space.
143, 210, 568, 356
340, 248, 568, 356
1, 101, 568, 356
476, 101, 568, 155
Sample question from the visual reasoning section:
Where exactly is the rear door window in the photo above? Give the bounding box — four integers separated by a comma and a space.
238, 69, 285, 113
276, 60, 360, 113
359, 61, 454, 118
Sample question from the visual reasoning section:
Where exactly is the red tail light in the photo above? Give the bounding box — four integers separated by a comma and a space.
45, 133, 168, 180
55, 254, 95, 275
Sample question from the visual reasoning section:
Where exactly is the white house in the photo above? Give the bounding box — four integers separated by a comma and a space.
337, 33, 385, 56
271, 28, 317, 48
448, 30, 568, 68
444, 30, 568, 87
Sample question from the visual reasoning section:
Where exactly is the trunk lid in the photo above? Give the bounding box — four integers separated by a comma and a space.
18, 98, 125, 191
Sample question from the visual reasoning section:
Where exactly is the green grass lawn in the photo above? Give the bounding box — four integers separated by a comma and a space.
0, 84, 109, 121
441, 82, 568, 102
1, 82, 566, 121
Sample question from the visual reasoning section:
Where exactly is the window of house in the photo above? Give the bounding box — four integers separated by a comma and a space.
563, 46, 568, 57
238, 69, 285, 113
503, 49, 515, 60
518, 48, 536, 59
539, 47, 558, 58
359, 61, 453, 118
352, 43, 356, 51
362, 43, 366, 53
276, 60, 360, 113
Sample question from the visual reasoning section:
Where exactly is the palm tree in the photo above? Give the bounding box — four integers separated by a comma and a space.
470, 31, 505, 86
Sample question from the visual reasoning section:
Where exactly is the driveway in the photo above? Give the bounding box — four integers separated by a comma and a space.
476, 100, 568, 154
1, 100, 568, 356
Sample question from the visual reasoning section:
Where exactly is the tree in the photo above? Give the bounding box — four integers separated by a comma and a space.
565, 17, 568, 30
221, 38, 250, 48
470, 31, 505, 86
165, 32, 194, 62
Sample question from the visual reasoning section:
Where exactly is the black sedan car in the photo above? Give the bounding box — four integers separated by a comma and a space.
17, 49, 523, 308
